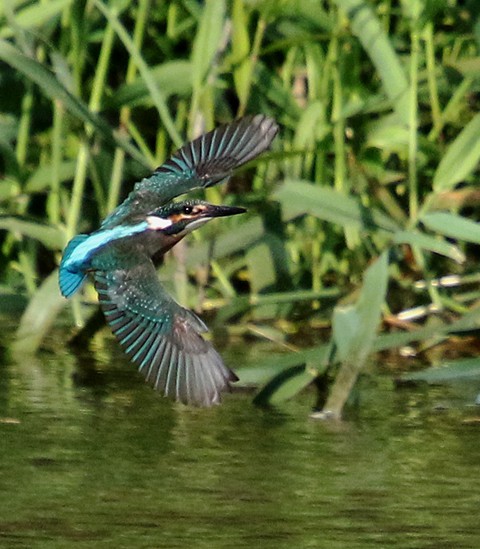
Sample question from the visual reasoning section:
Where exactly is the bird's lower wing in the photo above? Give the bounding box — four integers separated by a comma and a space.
93, 259, 237, 406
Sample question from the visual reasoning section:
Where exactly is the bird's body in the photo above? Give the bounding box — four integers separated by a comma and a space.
59, 115, 278, 406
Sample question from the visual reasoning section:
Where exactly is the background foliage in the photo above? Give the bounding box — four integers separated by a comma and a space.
1, 0, 479, 415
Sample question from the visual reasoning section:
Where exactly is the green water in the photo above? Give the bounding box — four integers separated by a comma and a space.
1, 330, 480, 548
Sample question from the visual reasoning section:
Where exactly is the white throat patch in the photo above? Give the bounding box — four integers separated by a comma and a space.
146, 216, 173, 230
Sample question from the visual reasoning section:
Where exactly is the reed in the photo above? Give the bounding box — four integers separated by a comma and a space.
0, 0, 479, 414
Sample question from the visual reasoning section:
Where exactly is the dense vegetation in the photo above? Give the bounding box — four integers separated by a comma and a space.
1, 0, 479, 415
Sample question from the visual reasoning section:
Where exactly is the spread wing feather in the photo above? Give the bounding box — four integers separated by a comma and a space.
157, 114, 278, 184
101, 115, 278, 229
93, 258, 237, 406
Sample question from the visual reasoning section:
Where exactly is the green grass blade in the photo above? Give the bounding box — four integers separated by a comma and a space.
25, 160, 76, 193
333, 251, 389, 364
393, 230, 465, 263
253, 365, 318, 406
189, 0, 226, 126
186, 218, 265, 265
422, 212, 480, 245
433, 112, 480, 192
92, 0, 182, 147
231, 0, 251, 110
0, 38, 145, 165
12, 270, 66, 355
400, 358, 480, 384
274, 179, 400, 232
324, 252, 390, 417
0, 0, 72, 37
334, 0, 409, 124
107, 61, 193, 109
237, 344, 330, 387
191, 0, 226, 92
0, 217, 64, 249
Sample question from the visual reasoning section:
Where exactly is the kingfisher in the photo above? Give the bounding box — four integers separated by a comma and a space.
59, 115, 278, 406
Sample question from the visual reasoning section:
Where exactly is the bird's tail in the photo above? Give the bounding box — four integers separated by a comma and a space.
59, 235, 89, 298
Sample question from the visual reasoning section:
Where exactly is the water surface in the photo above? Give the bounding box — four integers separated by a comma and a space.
1, 327, 480, 548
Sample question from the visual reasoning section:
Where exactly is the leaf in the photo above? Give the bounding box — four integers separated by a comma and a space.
0, 38, 146, 165
332, 305, 360, 362
245, 234, 291, 318
253, 365, 317, 406
246, 241, 277, 294
236, 344, 329, 387
324, 252, 389, 417
393, 230, 465, 263
254, 63, 302, 123
191, 0, 226, 91
1, 0, 73, 37
273, 179, 400, 232
0, 178, 20, 201
333, 252, 389, 364
0, 217, 64, 249
231, 0, 251, 108
12, 270, 66, 355
366, 114, 410, 150
374, 308, 480, 352
400, 358, 480, 384
186, 217, 265, 265
215, 288, 341, 324
107, 61, 193, 109
294, 101, 330, 149
433, 112, 480, 191
0, 39, 107, 135
25, 160, 77, 193
334, 0, 409, 124
421, 212, 480, 245
92, 0, 182, 147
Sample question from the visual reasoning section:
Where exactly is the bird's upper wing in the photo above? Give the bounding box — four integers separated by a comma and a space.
101, 115, 278, 229
92, 251, 237, 406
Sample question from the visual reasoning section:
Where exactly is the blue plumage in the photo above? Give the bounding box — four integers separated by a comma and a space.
59, 235, 89, 298
59, 115, 279, 406
59, 222, 150, 297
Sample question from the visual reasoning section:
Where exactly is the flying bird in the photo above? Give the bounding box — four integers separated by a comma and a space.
59, 115, 278, 406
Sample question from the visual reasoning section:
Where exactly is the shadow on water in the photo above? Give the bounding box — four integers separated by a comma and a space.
1, 325, 480, 549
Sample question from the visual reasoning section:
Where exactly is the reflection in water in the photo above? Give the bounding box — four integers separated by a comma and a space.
1, 327, 480, 548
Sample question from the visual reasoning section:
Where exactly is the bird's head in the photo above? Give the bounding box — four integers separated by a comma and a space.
146, 200, 246, 237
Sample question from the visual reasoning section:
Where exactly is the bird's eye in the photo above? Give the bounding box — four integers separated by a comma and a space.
182, 205, 193, 215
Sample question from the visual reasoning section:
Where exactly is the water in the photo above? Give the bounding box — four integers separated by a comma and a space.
1, 328, 480, 548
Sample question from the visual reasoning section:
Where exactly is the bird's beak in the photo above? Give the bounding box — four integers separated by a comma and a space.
204, 204, 247, 218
